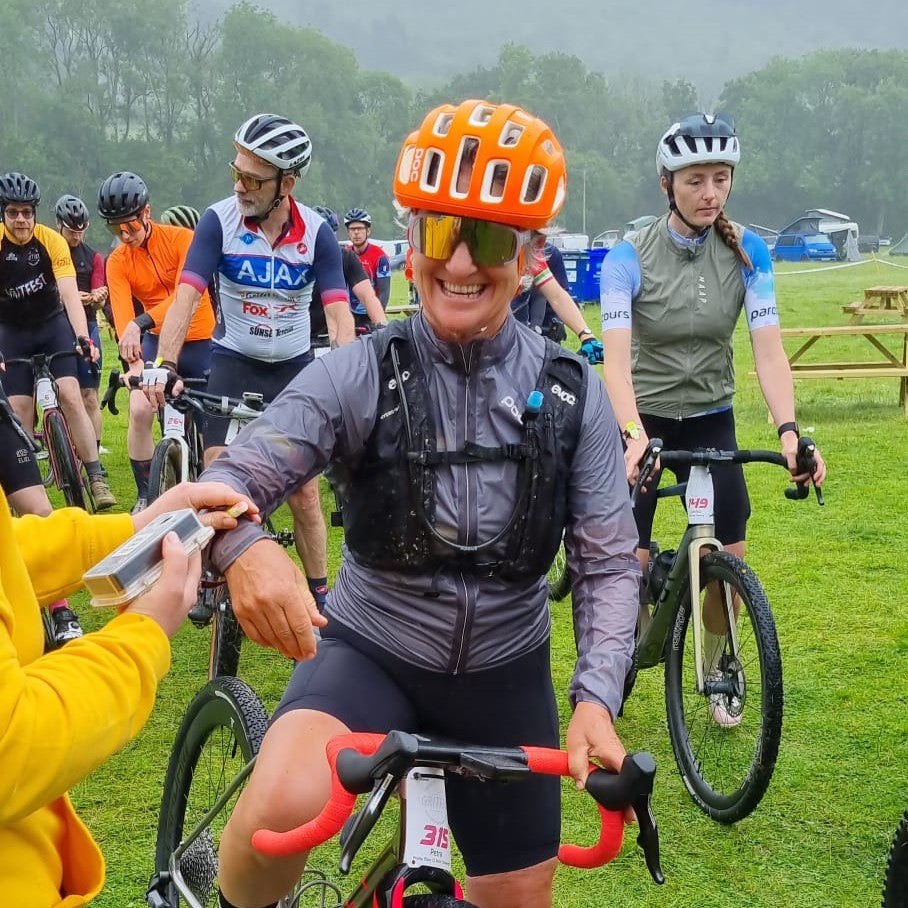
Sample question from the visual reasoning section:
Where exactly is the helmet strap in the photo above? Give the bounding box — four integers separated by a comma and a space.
664, 173, 709, 237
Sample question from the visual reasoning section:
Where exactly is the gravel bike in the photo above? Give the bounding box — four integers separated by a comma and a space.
883, 808, 908, 907
146, 676, 664, 908
6, 350, 92, 510
623, 435, 824, 824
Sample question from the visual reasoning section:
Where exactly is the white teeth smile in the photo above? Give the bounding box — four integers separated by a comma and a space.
441, 281, 484, 296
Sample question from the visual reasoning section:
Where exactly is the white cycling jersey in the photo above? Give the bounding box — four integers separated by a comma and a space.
182, 196, 347, 363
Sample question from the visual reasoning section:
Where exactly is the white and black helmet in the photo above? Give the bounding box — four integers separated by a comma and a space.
656, 113, 740, 176
343, 207, 371, 227
234, 113, 312, 175
55, 194, 90, 230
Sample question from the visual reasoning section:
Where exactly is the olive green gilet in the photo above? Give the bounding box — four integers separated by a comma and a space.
628, 215, 746, 419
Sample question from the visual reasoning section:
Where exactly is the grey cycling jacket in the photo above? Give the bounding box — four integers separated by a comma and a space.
204, 313, 640, 719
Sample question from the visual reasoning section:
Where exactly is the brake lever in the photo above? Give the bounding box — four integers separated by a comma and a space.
630, 437, 663, 506
100, 370, 122, 415
783, 436, 824, 505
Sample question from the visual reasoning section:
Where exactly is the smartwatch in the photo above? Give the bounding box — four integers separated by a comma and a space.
623, 421, 643, 441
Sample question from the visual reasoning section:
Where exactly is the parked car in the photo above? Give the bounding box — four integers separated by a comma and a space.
857, 234, 880, 253
591, 229, 622, 249
771, 232, 837, 262
623, 215, 658, 241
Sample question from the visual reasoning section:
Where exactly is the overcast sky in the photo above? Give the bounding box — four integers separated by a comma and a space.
201, 0, 908, 98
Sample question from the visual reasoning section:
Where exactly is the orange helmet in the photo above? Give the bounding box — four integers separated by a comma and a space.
393, 99, 566, 231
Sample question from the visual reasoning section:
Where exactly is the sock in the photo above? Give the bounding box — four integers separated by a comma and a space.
49, 599, 69, 613
307, 576, 328, 613
217, 891, 278, 908
84, 459, 103, 479
130, 458, 152, 498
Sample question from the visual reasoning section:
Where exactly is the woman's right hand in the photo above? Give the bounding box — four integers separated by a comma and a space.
124, 532, 202, 638
623, 432, 650, 486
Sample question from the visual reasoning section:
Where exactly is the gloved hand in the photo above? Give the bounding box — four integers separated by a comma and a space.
76, 334, 95, 361
578, 335, 604, 365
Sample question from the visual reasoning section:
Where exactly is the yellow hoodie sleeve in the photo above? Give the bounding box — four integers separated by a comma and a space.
14, 508, 134, 605
0, 498, 172, 822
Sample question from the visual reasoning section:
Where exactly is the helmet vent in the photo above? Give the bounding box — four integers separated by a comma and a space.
521, 165, 547, 205
468, 104, 496, 127
450, 137, 479, 197
433, 113, 454, 137
422, 150, 444, 192
499, 123, 525, 147
483, 162, 509, 200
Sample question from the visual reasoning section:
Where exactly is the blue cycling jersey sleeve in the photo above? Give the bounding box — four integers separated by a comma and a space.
312, 222, 349, 305
599, 241, 639, 331
740, 229, 780, 331
181, 208, 224, 287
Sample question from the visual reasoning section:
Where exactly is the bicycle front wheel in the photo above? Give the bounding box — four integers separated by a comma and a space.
883, 809, 908, 908
148, 437, 184, 503
208, 584, 244, 680
150, 677, 268, 908
44, 409, 86, 509
664, 550, 783, 824
546, 533, 571, 602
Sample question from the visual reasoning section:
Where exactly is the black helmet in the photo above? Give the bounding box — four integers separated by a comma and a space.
55, 194, 90, 230
313, 205, 339, 232
160, 204, 200, 229
0, 172, 41, 207
98, 171, 149, 220
343, 207, 371, 227
234, 113, 312, 175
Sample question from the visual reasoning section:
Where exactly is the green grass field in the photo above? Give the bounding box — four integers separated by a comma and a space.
59, 260, 908, 907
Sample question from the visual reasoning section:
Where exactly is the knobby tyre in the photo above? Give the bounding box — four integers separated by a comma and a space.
883, 809, 908, 908
44, 409, 87, 509
150, 677, 268, 908
547, 534, 571, 602
148, 437, 185, 503
208, 584, 243, 680
664, 550, 782, 824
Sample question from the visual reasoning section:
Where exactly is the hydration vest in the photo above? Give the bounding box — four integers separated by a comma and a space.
338, 320, 587, 580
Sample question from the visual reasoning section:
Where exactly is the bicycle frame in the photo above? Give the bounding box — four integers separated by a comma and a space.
636, 463, 729, 696
164, 756, 465, 908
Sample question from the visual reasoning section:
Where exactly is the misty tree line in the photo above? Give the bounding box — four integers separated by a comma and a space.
2, 0, 907, 244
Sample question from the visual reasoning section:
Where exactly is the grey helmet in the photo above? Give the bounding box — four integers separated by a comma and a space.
160, 204, 200, 229
234, 113, 312, 175
343, 207, 371, 227
656, 113, 740, 176
98, 171, 149, 220
55, 194, 90, 230
0, 172, 41, 207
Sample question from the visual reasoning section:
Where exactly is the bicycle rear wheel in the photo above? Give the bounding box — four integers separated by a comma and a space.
44, 409, 87, 509
148, 437, 184, 503
664, 550, 782, 824
546, 533, 571, 602
883, 809, 908, 907
149, 677, 268, 908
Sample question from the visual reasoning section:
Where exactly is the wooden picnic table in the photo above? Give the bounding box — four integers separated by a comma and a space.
842, 285, 908, 323
386, 304, 421, 316
776, 323, 908, 414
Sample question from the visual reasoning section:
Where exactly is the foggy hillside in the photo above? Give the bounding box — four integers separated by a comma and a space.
196, 0, 908, 97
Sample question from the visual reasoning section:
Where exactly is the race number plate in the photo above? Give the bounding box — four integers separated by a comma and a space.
162, 403, 186, 437
36, 376, 56, 410
402, 767, 452, 870
685, 465, 715, 525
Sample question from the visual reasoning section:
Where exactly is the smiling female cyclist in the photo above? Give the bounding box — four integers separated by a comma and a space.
202, 100, 641, 908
